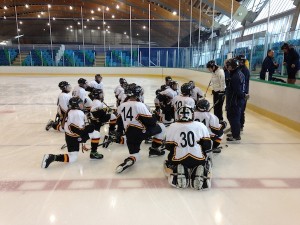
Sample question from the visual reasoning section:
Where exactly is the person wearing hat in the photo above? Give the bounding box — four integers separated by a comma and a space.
281, 43, 300, 84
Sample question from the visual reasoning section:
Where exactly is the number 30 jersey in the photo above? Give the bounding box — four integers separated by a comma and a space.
117, 100, 154, 130
165, 121, 211, 161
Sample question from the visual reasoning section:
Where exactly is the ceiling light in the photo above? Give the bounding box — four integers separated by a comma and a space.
48, 4, 51, 8
106, 29, 108, 31
47, 23, 50, 26
112, 15, 115, 18
38, 15, 41, 18
4, 6, 7, 10
98, 7, 101, 11
69, 6, 73, 10
116, 5, 119, 9
103, 21, 106, 25
77, 22, 80, 25
107, 26, 110, 28
70, 26, 73, 28
4, 16, 6, 19
70, 29, 73, 32
124, 32, 126, 35
97, 27, 100, 29
41, 12, 44, 15
92, 17, 95, 20
136, 33, 139, 36
25, 4, 29, 8
172, 11, 177, 16
52, 17, 55, 20
18, 29, 21, 32
143, 26, 146, 29
84, 25, 87, 28
106, 7, 109, 11
87, 19, 90, 22
66, 27, 69, 30
91, 30, 94, 33
91, 10, 94, 14
19, 21, 23, 24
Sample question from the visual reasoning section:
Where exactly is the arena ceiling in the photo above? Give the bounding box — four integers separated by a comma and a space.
0, 0, 241, 47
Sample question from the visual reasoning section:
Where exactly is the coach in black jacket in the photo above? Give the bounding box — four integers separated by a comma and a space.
260, 50, 279, 81
282, 43, 300, 84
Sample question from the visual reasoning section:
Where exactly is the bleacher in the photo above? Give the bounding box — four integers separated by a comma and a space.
22, 49, 57, 66
0, 49, 18, 65
58, 50, 95, 67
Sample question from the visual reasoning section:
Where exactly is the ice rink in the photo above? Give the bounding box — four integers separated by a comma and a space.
0, 75, 300, 225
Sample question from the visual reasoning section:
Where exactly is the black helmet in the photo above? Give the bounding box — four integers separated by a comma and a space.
206, 60, 216, 69
181, 83, 193, 96
58, 81, 70, 92
236, 55, 246, 63
226, 58, 239, 70
155, 89, 161, 95
91, 89, 103, 100
78, 78, 87, 85
69, 97, 83, 109
188, 80, 195, 89
165, 76, 172, 82
119, 78, 127, 84
197, 99, 210, 112
160, 84, 168, 91
125, 83, 136, 95
177, 106, 194, 122
126, 83, 142, 97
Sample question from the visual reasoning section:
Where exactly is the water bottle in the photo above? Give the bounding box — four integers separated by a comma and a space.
265, 69, 269, 81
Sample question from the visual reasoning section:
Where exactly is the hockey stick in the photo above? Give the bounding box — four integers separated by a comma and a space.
204, 80, 212, 98
208, 94, 225, 112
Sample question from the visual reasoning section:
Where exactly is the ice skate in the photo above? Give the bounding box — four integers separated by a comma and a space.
149, 147, 165, 157
41, 154, 55, 168
116, 157, 135, 173
90, 151, 103, 160
45, 120, 54, 131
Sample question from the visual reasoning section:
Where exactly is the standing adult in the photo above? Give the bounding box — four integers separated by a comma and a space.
225, 58, 245, 143
281, 43, 300, 84
206, 60, 226, 122
260, 50, 279, 81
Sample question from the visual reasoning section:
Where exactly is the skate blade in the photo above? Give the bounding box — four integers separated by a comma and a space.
41, 155, 48, 168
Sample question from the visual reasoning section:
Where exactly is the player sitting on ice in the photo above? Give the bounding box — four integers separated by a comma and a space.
45, 81, 72, 132
72, 78, 92, 111
194, 99, 227, 151
41, 97, 104, 169
164, 106, 213, 190
90, 88, 117, 134
114, 84, 166, 173
172, 82, 195, 121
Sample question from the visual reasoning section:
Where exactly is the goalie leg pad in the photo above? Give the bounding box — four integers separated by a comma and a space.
168, 164, 189, 189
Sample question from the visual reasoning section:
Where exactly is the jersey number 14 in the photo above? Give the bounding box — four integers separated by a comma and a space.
121, 107, 133, 121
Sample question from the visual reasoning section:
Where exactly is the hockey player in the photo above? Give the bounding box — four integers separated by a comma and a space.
114, 78, 127, 106
194, 99, 226, 149
164, 106, 212, 190
165, 76, 172, 86
225, 58, 245, 143
172, 83, 195, 120
41, 97, 103, 169
88, 74, 103, 91
72, 78, 92, 111
206, 60, 226, 122
189, 80, 204, 103
90, 88, 117, 134
115, 85, 166, 173
45, 81, 72, 132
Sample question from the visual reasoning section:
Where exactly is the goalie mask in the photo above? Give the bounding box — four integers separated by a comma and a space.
177, 106, 194, 122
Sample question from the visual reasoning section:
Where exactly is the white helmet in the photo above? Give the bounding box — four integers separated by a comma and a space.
177, 106, 194, 122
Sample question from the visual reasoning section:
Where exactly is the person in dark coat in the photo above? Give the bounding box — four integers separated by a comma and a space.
281, 43, 300, 84
260, 50, 279, 81
225, 58, 245, 143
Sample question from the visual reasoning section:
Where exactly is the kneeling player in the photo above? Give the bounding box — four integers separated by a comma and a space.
164, 106, 212, 190
115, 85, 166, 173
41, 97, 103, 168
45, 81, 71, 132
194, 99, 226, 149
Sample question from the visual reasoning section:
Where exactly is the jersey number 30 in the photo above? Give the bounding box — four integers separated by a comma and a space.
180, 131, 195, 147
121, 107, 133, 121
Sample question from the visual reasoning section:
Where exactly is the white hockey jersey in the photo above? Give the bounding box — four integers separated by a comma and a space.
114, 85, 123, 96
166, 121, 210, 161
64, 109, 85, 137
160, 88, 178, 99
89, 80, 103, 90
194, 111, 222, 136
172, 95, 195, 111
72, 86, 86, 102
191, 87, 204, 101
117, 100, 151, 130
57, 92, 71, 114
91, 99, 104, 112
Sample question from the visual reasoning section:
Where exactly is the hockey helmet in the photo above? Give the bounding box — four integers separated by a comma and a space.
160, 84, 168, 91
155, 89, 161, 95
58, 81, 71, 92
197, 99, 210, 112
188, 80, 195, 89
119, 78, 127, 84
91, 88, 104, 100
177, 106, 194, 122
69, 97, 83, 109
95, 74, 102, 82
78, 78, 87, 85
181, 83, 193, 96
165, 76, 172, 82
